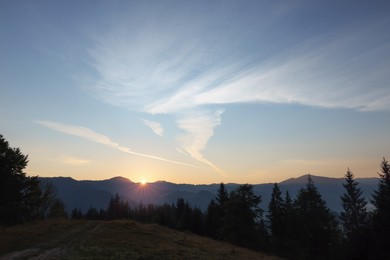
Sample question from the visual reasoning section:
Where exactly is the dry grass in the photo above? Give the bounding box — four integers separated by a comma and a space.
0, 220, 280, 259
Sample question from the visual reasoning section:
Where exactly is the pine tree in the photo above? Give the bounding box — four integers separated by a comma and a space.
267, 183, 285, 249
205, 183, 229, 239
341, 168, 368, 232
222, 184, 266, 249
175, 197, 191, 231
293, 175, 339, 259
216, 182, 229, 206
371, 158, 390, 259
340, 168, 370, 259
106, 193, 129, 219
281, 190, 296, 257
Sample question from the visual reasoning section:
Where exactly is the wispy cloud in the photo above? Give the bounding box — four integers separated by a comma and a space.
35, 120, 196, 168
81, 3, 390, 173
142, 119, 164, 137
176, 110, 225, 175
194, 24, 390, 112
85, 7, 390, 114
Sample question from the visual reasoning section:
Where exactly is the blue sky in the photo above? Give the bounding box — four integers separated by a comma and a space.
1, 0, 390, 184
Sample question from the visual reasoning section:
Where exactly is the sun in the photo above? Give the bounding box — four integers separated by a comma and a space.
140, 179, 147, 186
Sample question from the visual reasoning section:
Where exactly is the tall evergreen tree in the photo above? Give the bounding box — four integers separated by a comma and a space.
206, 183, 229, 239
281, 190, 296, 257
371, 158, 390, 259
293, 175, 339, 260
341, 168, 368, 232
222, 184, 266, 249
106, 193, 129, 219
216, 182, 229, 206
340, 168, 371, 259
175, 197, 191, 231
267, 183, 285, 249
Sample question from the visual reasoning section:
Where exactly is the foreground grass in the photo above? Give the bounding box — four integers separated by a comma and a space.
0, 219, 279, 259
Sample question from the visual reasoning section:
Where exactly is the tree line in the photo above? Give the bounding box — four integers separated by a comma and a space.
1, 134, 390, 259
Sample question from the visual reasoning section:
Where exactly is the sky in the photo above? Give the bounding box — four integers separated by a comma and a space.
1, 0, 390, 184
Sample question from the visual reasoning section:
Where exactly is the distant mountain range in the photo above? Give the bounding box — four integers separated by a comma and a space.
40, 175, 379, 214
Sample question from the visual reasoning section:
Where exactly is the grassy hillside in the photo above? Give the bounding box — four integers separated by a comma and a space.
0, 220, 279, 259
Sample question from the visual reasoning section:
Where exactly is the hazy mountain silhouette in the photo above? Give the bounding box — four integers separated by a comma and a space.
41, 174, 377, 214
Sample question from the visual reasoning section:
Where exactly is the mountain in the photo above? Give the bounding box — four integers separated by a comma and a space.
41, 174, 378, 214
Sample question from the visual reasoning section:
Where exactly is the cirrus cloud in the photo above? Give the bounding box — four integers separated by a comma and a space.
80, 2, 390, 173
35, 120, 196, 168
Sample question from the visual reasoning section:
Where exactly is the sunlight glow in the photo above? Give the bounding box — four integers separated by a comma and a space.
140, 179, 147, 186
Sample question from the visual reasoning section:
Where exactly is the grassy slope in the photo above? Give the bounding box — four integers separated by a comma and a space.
0, 220, 279, 259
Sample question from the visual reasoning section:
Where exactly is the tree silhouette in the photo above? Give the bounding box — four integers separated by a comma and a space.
0, 135, 42, 225
340, 168, 371, 259
71, 208, 83, 219
205, 183, 229, 239
47, 198, 68, 219
293, 175, 339, 259
216, 182, 229, 206
106, 193, 130, 220
39, 180, 59, 218
267, 183, 284, 239
175, 197, 191, 231
267, 183, 287, 253
371, 157, 390, 259
222, 184, 266, 249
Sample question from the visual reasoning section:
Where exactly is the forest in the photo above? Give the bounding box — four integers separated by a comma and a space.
1, 134, 390, 260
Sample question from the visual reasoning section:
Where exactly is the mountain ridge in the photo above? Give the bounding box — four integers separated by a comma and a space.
40, 174, 378, 214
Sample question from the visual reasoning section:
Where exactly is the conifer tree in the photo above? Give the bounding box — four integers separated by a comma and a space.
267, 183, 285, 247
216, 182, 229, 206
206, 183, 229, 239
281, 190, 296, 256
340, 168, 370, 259
371, 158, 390, 259
222, 184, 265, 249
341, 168, 368, 232
293, 175, 339, 259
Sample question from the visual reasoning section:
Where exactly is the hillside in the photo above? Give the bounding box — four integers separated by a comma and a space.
41, 174, 378, 213
0, 220, 279, 259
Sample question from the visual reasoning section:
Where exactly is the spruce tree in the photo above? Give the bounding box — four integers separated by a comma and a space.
341, 168, 368, 232
371, 158, 390, 259
293, 175, 339, 259
267, 183, 285, 249
216, 182, 229, 206
222, 184, 265, 249
206, 183, 229, 239
340, 168, 370, 259
282, 190, 296, 257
